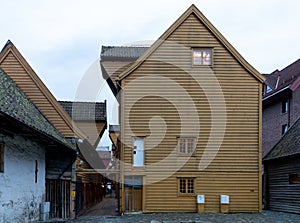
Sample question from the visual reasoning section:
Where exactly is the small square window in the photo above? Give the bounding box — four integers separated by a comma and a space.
193, 49, 212, 66
178, 138, 195, 154
178, 178, 195, 195
289, 174, 299, 184
282, 124, 288, 135
0, 144, 4, 173
282, 99, 289, 113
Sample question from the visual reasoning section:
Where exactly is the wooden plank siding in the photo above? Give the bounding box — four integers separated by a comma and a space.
120, 9, 263, 213
265, 156, 300, 214
0, 46, 85, 139
101, 61, 133, 89
74, 121, 106, 147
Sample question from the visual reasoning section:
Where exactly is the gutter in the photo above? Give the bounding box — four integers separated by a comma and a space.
262, 85, 291, 101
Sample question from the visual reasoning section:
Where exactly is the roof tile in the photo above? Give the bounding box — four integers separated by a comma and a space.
0, 68, 74, 149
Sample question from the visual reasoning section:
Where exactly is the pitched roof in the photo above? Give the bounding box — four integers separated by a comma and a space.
100, 46, 150, 96
263, 58, 300, 98
0, 41, 86, 139
59, 101, 106, 122
118, 4, 265, 83
263, 116, 300, 161
0, 68, 74, 150
101, 46, 149, 61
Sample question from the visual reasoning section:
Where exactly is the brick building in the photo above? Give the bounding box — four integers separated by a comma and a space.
262, 58, 300, 158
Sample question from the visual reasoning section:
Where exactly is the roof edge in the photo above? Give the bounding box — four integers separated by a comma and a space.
0, 41, 87, 139
117, 4, 265, 83
263, 115, 300, 161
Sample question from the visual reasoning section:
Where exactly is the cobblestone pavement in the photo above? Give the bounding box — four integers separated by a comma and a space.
68, 210, 300, 223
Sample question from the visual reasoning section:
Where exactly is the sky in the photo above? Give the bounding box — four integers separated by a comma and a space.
1, 0, 300, 147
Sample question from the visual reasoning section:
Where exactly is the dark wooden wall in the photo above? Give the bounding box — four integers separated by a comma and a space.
265, 156, 300, 214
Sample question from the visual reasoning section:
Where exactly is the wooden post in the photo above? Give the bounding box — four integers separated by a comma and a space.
220, 195, 229, 213
197, 195, 205, 213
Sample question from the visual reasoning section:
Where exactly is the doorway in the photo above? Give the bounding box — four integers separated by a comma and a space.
124, 176, 143, 212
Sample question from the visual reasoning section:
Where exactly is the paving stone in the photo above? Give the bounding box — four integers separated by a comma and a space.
66, 201, 300, 223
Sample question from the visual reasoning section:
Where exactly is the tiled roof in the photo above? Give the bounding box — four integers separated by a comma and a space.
264, 116, 300, 161
263, 58, 300, 97
0, 68, 74, 149
101, 46, 149, 60
59, 101, 106, 121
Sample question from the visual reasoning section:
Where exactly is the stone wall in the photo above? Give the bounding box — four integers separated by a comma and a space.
0, 133, 46, 223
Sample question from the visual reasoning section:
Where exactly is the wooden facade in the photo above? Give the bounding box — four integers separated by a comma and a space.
116, 5, 265, 213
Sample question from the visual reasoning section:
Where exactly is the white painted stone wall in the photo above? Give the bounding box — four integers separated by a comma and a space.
0, 133, 46, 223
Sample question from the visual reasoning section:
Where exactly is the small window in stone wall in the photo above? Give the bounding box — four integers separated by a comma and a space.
289, 174, 299, 184
35, 160, 38, 183
0, 144, 4, 173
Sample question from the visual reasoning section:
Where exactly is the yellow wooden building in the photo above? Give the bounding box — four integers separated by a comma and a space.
102, 4, 265, 213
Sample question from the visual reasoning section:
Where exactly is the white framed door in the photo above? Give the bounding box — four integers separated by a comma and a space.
133, 138, 144, 167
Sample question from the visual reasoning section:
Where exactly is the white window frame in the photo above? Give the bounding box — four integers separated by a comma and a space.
133, 137, 145, 167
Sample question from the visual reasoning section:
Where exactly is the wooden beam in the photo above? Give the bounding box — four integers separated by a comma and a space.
76, 169, 120, 174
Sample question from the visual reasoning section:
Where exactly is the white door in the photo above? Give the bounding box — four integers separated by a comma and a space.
133, 138, 144, 167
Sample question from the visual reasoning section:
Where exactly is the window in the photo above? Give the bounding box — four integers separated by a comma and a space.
193, 49, 212, 66
0, 144, 4, 173
133, 137, 144, 167
178, 178, 195, 195
178, 138, 195, 154
282, 99, 289, 113
265, 85, 272, 94
289, 174, 299, 184
35, 160, 38, 183
282, 124, 288, 135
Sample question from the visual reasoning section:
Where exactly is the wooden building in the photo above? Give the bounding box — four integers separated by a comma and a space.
0, 68, 76, 222
263, 117, 300, 214
102, 5, 265, 213
59, 101, 107, 213
59, 101, 107, 148
0, 41, 88, 219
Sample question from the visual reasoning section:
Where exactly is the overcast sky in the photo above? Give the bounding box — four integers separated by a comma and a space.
1, 0, 300, 146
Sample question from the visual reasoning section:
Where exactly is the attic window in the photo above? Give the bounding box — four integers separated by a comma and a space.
193, 49, 212, 66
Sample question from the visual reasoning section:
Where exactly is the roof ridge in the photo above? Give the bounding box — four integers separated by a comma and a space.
117, 4, 265, 83
59, 100, 106, 104
279, 58, 300, 73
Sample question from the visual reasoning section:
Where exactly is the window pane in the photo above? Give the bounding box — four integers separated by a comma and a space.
180, 179, 186, 193
193, 49, 212, 65
202, 50, 211, 65
187, 139, 194, 153
282, 99, 289, 113
179, 139, 186, 153
187, 179, 194, 193
282, 124, 288, 135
